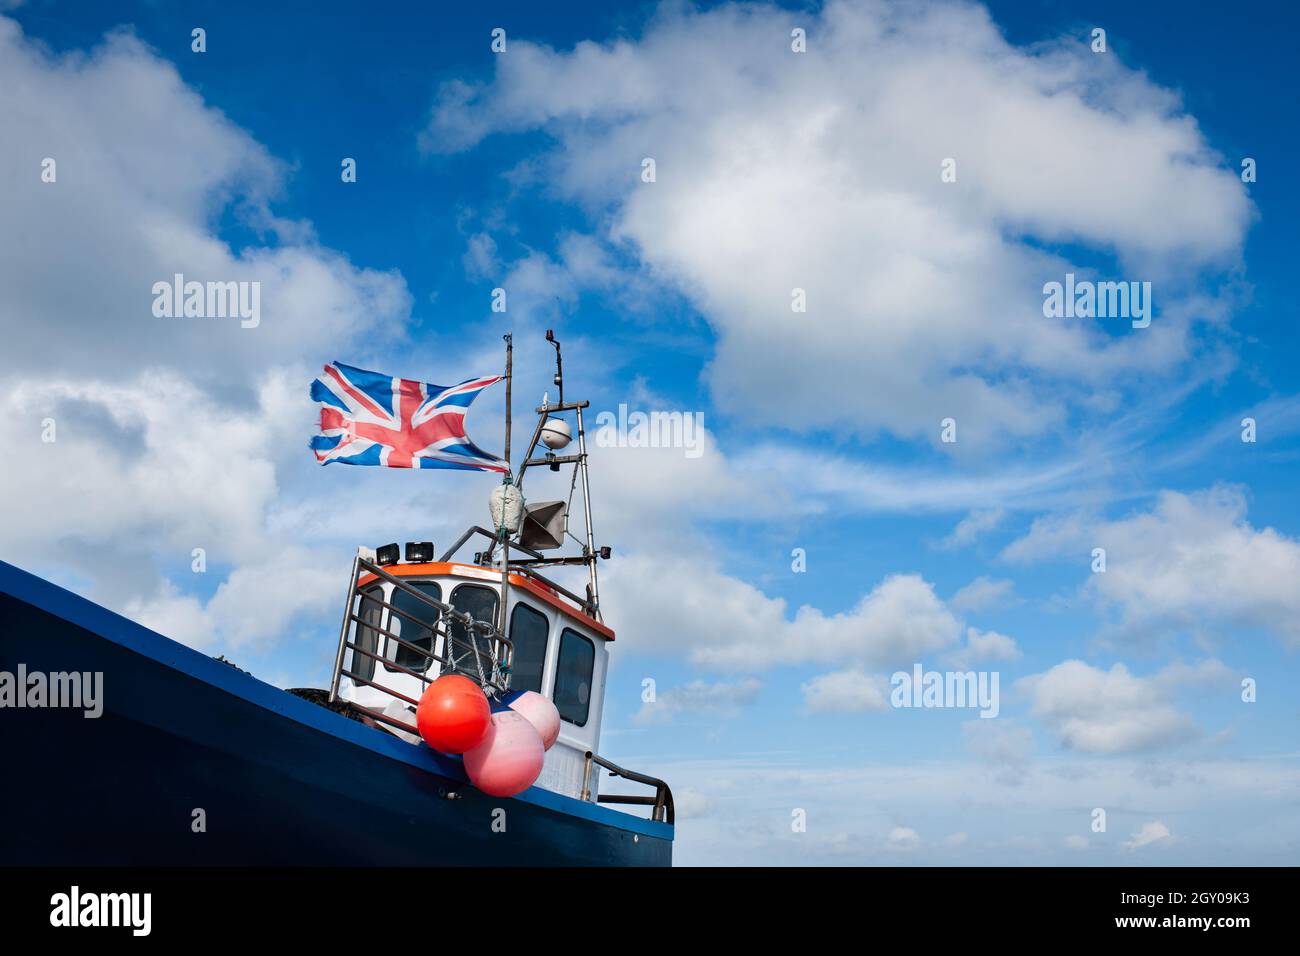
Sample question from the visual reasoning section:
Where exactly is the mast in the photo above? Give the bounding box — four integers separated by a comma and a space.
503, 332, 513, 471
512, 331, 603, 620
471, 330, 604, 630
497, 333, 513, 643
575, 403, 600, 616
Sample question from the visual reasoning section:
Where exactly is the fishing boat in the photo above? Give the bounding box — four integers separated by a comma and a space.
0, 332, 674, 866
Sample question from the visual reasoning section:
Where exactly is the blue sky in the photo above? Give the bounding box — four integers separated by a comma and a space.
2, 0, 1298, 865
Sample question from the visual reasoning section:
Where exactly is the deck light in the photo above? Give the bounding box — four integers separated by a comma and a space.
405, 541, 435, 563
376, 543, 400, 566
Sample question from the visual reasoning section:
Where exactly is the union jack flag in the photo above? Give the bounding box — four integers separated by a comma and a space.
310, 361, 507, 472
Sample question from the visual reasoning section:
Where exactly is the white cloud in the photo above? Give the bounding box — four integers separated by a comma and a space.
671, 788, 715, 819
0, 18, 423, 657
121, 580, 213, 650
748, 440, 1124, 516
1017, 659, 1231, 754
0, 373, 287, 564
1123, 820, 1173, 851
801, 670, 891, 713
939, 507, 1004, 550
945, 626, 1022, 669
660, 751, 1300, 865
634, 677, 762, 724
602, 556, 962, 669
587, 418, 782, 546
1004, 486, 1300, 648
462, 232, 500, 280
0, 370, 365, 651
964, 626, 1021, 661
950, 576, 1017, 612
885, 826, 921, 852
426, 0, 1252, 445
963, 718, 1032, 768
1150, 659, 1235, 690
124, 547, 340, 652
0, 19, 410, 384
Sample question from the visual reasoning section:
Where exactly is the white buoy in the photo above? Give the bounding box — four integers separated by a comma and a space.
489, 482, 525, 534
539, 417, 572, 450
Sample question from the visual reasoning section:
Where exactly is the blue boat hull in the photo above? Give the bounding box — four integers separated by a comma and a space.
0, 561, 672, 866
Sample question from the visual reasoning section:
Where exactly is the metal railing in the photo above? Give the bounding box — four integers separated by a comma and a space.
327, 556, 513, 736
581, 751, 675, 824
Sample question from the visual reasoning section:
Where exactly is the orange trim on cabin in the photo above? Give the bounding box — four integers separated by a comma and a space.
357, 561, 616, 641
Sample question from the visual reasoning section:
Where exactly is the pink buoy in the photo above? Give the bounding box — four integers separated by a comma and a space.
464, 711, 544, 797
507, 691, 561, 751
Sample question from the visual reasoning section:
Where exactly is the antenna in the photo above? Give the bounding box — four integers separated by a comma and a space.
546, 329, 563, 406
507, 330, 605, 620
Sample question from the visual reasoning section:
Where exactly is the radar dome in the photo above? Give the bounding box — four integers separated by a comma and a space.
539, 417, 572, 450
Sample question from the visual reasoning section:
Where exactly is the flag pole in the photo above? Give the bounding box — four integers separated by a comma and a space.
503, 332, 513, 472
497, 333, 513, 672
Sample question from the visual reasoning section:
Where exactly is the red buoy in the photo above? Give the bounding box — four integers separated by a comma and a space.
416, 674, 491, 754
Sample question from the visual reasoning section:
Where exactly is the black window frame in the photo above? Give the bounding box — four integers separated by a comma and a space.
382, 581, 443, 675
351, 585, 384, 683
554, 627, 595, 727
507, 600, 550, 695
444, 583, 500, 679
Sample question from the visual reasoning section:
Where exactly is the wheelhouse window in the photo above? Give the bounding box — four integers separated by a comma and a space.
446, 584, 499, 680
554, 628, 595, 727
350, 586, 384, 683
508, 602, 549, 695
384, 582, 442, 674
